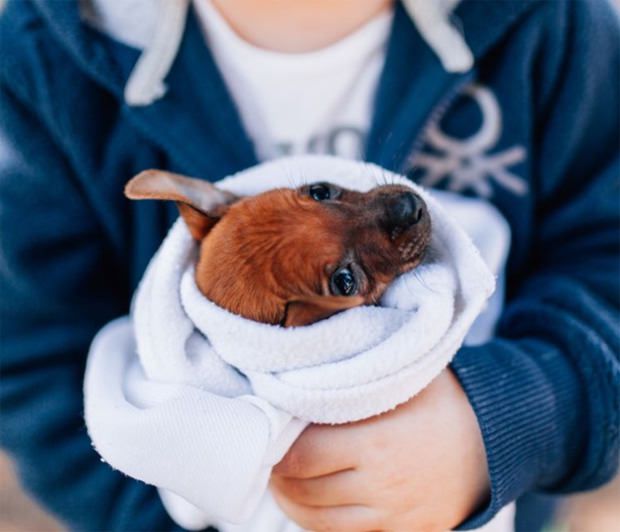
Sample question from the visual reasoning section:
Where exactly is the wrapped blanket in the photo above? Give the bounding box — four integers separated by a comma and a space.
84, 156, 511, 531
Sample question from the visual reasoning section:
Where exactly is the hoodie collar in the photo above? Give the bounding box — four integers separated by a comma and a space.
29, 0, 540, 177
31, 0, 540, 106
79, 0, 477, 106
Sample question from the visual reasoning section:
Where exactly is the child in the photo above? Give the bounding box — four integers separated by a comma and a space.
0, 0, 618, 530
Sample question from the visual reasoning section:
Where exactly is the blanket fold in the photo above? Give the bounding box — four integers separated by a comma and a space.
84, 156, 507, 530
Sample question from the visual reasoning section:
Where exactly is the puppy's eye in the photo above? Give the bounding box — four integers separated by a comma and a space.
309, 183, 332, 201
330, 267, 357, 296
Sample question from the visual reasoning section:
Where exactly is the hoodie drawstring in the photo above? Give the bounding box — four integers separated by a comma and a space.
124, 0, 190, 106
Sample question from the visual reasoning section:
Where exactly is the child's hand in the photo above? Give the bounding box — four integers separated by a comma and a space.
270, 369, 489, 531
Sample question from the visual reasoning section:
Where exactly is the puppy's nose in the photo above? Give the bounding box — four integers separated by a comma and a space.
386, 192, 424, 228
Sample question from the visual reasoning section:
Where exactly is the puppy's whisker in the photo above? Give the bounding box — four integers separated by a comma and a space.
370, 164, 385, 188
383, 169, 390, 187
283, 161, 296, 188
411, 269, 439, 295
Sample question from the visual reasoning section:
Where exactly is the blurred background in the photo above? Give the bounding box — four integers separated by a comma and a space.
0, 0, 618, 530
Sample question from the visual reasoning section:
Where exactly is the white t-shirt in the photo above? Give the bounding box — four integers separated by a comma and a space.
193, 0, 393, 161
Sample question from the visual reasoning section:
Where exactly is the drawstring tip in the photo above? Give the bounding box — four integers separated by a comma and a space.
437, 45, 474, 74
125, 80, 168, 107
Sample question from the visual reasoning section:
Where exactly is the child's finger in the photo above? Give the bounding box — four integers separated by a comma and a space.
273, 424, 359, 478
271, 490, 380, 532
270, 469, 364, 507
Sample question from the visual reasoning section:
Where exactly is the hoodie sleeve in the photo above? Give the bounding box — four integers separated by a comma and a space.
0, 66, 191, 532
451, 1, 620, 528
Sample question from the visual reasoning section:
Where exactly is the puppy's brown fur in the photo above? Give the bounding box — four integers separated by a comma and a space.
126, 170, 431, 327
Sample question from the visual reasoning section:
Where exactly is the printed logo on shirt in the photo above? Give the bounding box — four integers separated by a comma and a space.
274, 126, 366, 160
408, 84, 528, 199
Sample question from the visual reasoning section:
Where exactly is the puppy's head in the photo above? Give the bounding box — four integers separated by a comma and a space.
126, 170, 431, 327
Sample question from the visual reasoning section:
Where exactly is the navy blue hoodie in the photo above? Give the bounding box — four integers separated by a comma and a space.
0, 1, 618, 530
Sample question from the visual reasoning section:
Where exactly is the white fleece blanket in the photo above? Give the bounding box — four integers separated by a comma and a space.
84, 156, 511, 531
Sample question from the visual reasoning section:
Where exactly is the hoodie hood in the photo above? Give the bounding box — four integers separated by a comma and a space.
80, 0, 473, 106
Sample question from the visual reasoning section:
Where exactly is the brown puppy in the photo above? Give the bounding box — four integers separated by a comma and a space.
125, 170, 431, 327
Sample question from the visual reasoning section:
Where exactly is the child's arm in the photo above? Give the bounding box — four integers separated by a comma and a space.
272, 1, 620, 529
0, 73, 182, 531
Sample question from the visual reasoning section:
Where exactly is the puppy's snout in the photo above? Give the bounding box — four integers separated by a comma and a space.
386, 192, 424, 228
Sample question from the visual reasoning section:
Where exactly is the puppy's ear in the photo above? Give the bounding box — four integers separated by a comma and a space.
283, 295, 364, 327
125, 170, 239, 240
